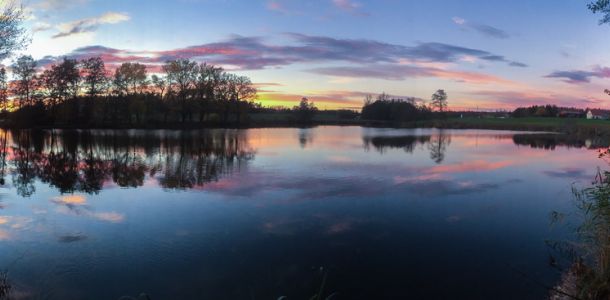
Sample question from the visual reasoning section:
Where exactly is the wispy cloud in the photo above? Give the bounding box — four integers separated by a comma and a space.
34, 0, 88, 11
32, 21, 53, 33
332, 0, 369, 16
52, 12, 130, 39
452, 16, 511, 39
470, 90, 605, 108
545, 66, 610, 84
40, 33, 526, 79
309, 64, 515, 85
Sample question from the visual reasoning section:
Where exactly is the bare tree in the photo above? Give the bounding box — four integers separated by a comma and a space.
0, 68, 7, 111
151, 74, 167, 98
112, 68, 129, 96
81, 57, 108, 97
163, 59, 198, 122
0, 2, 27, 60
41, 58, 81, 106
194, 63, 223, 121
114, 62, 147, 94
233, 75, 257, 102
12, 55, 37, 108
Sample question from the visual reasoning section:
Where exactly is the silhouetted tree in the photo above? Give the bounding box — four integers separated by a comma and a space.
195, 63, 223, 122
361, 93, 429, 122
151, 74, 167, 98
2, 54, 259, 127
12, 55, 37, 109
164, 59, 198, 123
293, 97, 318, 123
431, 89, 448, 113
114, 62, 147, 94
0, 68, 7, 112
512, 105, 566, 118
81, 57, 108, 97
41, 58, 81, 106
0, 2, 27, 60
112, 67, 129, 96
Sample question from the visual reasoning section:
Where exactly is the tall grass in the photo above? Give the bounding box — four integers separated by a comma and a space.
569, 168, 610, 299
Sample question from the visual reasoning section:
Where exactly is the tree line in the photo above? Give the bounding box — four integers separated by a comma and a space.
360, 89, 447, 122
0, 55, 260, 127
511, 105, 586, 118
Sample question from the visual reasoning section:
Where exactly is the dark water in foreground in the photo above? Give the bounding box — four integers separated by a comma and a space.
0, 127, 602, 299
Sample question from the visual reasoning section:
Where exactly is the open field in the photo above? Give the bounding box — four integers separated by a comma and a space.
250, 113, 610, 137
414, 117, 610, 135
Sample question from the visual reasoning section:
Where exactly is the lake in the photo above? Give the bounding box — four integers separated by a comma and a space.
0, 127, 603, 299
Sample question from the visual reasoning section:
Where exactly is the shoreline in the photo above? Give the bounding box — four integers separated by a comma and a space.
2, 117, 610, 136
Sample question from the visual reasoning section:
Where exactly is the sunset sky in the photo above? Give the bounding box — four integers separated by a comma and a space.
13, 0, 610, 110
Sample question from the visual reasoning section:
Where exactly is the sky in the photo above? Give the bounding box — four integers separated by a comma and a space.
12, 0, 610, 110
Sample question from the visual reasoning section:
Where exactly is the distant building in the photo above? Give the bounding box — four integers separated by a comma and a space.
558, 110, 584, 118
586, 109, 610, 120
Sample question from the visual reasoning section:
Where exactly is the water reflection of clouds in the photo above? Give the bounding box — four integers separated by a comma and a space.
425, 160, 514, 174
262, 214, 365, 237
203, 164, 520, 202
51, 194, 125, 223
0, 215, 36, 241
543, 167, 593, 181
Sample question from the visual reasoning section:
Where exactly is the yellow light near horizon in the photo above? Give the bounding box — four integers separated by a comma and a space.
257, 92, 361, 110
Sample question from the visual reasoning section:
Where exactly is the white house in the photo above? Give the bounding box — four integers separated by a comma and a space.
587, 109, 610, 120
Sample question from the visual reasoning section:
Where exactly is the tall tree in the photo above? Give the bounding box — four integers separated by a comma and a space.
112, 68, 129, 96
431, 89, 448, 113
0, 68, 7, 111
151, 74, 167, 98
114, 62, 147, 94
0, 2, 27, 60
12, 55, 37, 108
60, 58, 81, 99
293, 97, 318, 123
41, 58, 81, 108
194, 63, 223, 121
81, 57, 107, 97
232, 75, 257, 102
163, 59, 198, 122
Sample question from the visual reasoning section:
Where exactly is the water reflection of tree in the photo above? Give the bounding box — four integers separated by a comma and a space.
362, 135, 431, 154
428, 130, 451, 164
362, 131, 450, 163
298, 128, 313, 149
3, 129, 255, 196
513, 134, 609, 150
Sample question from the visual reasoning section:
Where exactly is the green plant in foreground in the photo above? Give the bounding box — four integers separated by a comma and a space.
551, 163, 610, 300
570, 169, 610, 300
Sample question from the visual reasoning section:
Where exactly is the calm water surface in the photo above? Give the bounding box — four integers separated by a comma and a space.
0, 127, 603, 299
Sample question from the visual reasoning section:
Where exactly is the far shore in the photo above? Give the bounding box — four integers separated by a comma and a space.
3, 116, 610, 137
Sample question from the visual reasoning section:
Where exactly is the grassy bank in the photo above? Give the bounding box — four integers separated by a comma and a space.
366, 117, 610, 137
250, 113, 610, 136
362, 117, 610, 137
7, 113, 610, 137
